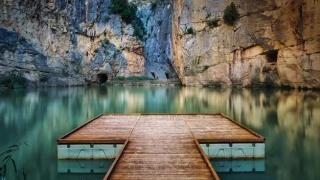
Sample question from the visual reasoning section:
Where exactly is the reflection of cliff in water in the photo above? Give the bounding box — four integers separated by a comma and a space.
0, 86, 319, 179
174, 87, 320, 179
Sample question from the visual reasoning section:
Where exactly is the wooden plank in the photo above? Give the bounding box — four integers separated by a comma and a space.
182, 114, 264, 143
194, 140, 220, 180
58, 139, 126, 144
109, 174, 214, 180
103, 116, 140, 180
58, 115, 138, 144
57, 114, 103, 142
103, 139, 129, 179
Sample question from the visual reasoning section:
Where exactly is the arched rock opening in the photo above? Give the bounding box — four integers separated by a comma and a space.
97, 73, 108, 84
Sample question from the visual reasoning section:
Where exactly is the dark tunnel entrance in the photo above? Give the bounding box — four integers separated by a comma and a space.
97, 73, 108, 84
265, 50, 278, 63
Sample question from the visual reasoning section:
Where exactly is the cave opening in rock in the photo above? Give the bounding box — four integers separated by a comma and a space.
265, 50, 278, 63
165, 72, 169, 79
151, 72, 156, 79
97, 73, 108, 84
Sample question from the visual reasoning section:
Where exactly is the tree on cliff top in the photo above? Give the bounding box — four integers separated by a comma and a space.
223, 2, 240, 26
109, 0, 145, 40
110, 0, 136, 24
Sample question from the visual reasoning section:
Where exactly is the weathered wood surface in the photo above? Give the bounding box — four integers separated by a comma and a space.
182, 115, 264, 143
58, 114, 264, 180
58, 115, 138, 144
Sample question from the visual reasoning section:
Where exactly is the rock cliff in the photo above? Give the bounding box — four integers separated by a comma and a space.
0, 0, 319, 88
172, 0, 320, 88
0, 0, 176, 87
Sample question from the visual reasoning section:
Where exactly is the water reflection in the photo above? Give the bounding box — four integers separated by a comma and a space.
57, 160, 113, 173
0, 86, 319, 180
56, 160, 111, 180
211, 159, 265, 173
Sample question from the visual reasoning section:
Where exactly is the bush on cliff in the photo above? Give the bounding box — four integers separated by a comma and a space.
186, 27, 195, 35
110, 0, 145, 40
114, 76, 153, 81
110, 0, 135, 23
207, 18, 219, 28
223, 2, 240, 26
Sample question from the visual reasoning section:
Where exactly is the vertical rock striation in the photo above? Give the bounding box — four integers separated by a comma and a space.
136, 0, 178, 80
172, 0, 320, 88
0, 0, 147, 87
0, 0, 319, 88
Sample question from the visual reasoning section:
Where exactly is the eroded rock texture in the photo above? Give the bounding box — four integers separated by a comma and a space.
0, 0, 173, 87
172, 0, 320, 88
0, 0, 319, 88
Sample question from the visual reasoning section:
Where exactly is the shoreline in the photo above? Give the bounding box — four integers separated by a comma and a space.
1, 79, 320, 91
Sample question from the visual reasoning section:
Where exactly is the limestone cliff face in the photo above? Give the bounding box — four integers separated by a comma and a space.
172, 0, 320, 88
0, 0, 319, 88
0, 0, 176, 87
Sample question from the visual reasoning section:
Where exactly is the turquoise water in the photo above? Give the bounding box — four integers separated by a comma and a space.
0, 86, 319, 180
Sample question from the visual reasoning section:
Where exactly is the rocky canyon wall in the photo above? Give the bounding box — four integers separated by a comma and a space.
0, 0, 319, 88
0, 0, 176, 87
172, 0, 320, 88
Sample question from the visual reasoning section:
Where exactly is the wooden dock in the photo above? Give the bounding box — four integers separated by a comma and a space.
57, 114, 265, 180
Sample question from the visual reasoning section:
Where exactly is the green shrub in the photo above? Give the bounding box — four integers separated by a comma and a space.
192, 57, 201, 65
207, 18, 219, 28
186, 27, 195, 35
223, 2, 240, 26
109, 0, 145, 40
132, 18, 145, 40
151, 1, 158, 11
101, 39, 110, 48
110, 0, 135, 23
103, 15, 110, 23
114, 76, 153, 81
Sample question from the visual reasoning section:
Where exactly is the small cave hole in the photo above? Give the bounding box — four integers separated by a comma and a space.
97, 73, 108, 84
151, 72, 156, 79
265, 50, 278, 63
165, 72, 170, 79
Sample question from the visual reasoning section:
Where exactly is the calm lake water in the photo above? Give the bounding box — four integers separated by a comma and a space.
0, 86, 319, 180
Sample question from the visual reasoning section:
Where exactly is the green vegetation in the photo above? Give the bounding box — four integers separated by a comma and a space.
207, 18, 219, 28
110, 0, 136, 23
132, 19, 145, 40
103, 15, 111, 23
151, 0, 158, 11
0, 144, 27, 179
186, 27, 195, 35
223, 2, 240, 26
192, 57, 201, 65
114, 76, 153, 81
101, 39, 110, 48
0, 145, 18, 178
109, 0, 145, 40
